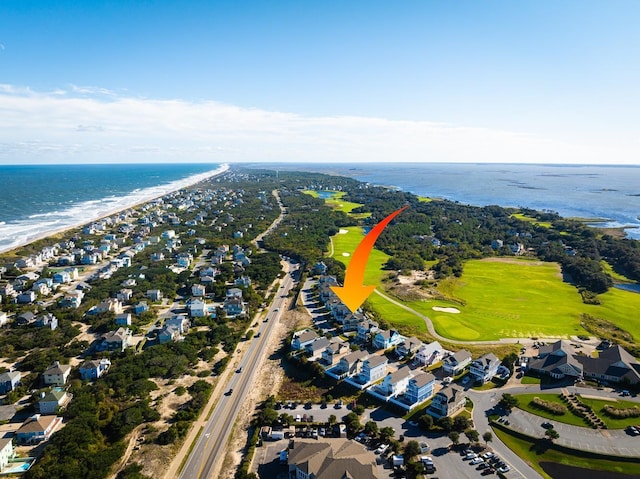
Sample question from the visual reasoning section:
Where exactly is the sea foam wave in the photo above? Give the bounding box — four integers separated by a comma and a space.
0, 163, 229, 254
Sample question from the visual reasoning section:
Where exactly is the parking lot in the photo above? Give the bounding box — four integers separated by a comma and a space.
251, 401, 522, 479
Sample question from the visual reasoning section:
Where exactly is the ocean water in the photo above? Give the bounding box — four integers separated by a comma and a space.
0, 163, 226, 253
264, 163, 640, 239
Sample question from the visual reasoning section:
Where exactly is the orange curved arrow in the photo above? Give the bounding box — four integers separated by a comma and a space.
331, 205, 408, 312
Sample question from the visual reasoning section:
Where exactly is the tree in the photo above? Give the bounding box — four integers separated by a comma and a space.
380, 426, 395, 442
364, 421, 379, 437
418, 414, 433, 431
453, 415, 470, 432
499, 393, 518, 411
465, 429, 479, 444
483, 431, 493, 445
403, 440, 421, 462
436, 415, 453, 432
448, 431, 460, 445
328, 414, 337, 425
545, 428, 559, 441
353, 404, 365, 415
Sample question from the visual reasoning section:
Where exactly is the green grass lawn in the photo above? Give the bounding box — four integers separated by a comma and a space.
303, 190, 370, 218
520, 376, 542, 385
493, 425, 640, 479
578, 396, 640, 429
511, 212, 553, 229
514, 393, 589, 427
404, 258, 589, 340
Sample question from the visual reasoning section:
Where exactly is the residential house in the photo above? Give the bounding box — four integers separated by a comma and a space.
0, 283, 16, 298
234, 275, 251, 287
224, 297, 244, 317
442, 350, 472, 376
15, 414, 62, 445
192, 284, 206, 297
16, 312, 36, 326
116, 288, 133, 302
146, 289, 163, 302
189, 299, 207, 317
0, 438, 14, 472
100, 328, 133, 352
31, 282, 51, 296
53, 271, 72, 284
355, 356, 388, 385
356, 319, 378, 343
374, 366, 412, 398
115, 313, 132, 326
405, 372, 436, 405
61, 290, 84, 308
35, 313, 58, 330
396, 337, 423, 358
286, 438, 378, 479
79, 359, 111, 380
158, 325, 181, 344
469, 353, 501, 385
291, 329, 319, 351
415, 341, 444, 367
133, 301, 149, 315
372, 330, 404, 351
320, 339, 350, 367
42, 361, 72, 387
305, 337, 330, 361
199, 266, 218, 278
329, 350, 369, 380
527, 340, 583, 380
158, 314, 183, 334
428, 386, 467, 418
577, 344, 640, 385
0, 371, 21, 394
37, 388, 72, 414
92, 298, 124, 315
226, 287, 243, 300
341, 314, 362, 333
17, 291, 36, 304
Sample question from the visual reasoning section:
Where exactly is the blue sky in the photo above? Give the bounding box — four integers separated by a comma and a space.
1, 1, 639, 164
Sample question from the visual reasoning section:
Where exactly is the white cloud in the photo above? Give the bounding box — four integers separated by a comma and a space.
0, 85, 635, 164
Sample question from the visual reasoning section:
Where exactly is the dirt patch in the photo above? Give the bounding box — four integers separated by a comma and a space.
396, 270, 431, 285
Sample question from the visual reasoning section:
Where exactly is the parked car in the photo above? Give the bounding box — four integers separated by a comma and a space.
419, 442, 430, 453
481, 467, 496, 475
470, 457, 484, 465
481, 452, 494, 459
498, 465, 511, 473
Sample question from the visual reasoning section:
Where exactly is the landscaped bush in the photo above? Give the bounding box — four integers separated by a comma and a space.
530, 397, 567, 415
603, 405, 640, 418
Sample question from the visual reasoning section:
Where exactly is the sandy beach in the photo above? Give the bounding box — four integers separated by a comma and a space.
0, 163, 229, 256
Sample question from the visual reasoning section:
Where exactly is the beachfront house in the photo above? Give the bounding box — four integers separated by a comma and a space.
374, 366, 413, 398
356, 319, 379, 343
0, 437, 15, 472
291, 329, 319, 351
442, 350, 472, 376
427, 385, 467, 418
372, 330, 404, 351
396, 337, 423, 358
415, 341, 444, 367
405, 372, 436, 405
469, 353, 501, 385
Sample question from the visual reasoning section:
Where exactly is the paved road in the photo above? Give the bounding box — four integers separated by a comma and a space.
179, 260, 299, 479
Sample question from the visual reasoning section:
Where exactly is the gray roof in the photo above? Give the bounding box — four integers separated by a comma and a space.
577, 345, 640, 384
287, 438, 378, 479
410, 372, 436, 388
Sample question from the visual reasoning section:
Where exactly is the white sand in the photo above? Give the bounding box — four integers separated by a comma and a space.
342, 252, 350, 257
338, 229, 349, 234
432, 306, 460, 314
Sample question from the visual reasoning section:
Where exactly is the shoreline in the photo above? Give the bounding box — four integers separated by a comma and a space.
0, 163, 230, 257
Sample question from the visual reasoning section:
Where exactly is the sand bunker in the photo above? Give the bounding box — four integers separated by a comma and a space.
342, 252, 350, 256
338, 229, 349, 234
432, 306, 460, 314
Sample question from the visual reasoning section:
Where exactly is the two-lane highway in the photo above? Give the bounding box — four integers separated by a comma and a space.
179, 260, 298, 479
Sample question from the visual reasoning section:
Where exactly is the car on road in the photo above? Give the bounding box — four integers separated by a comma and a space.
274, 307, 279, 312
236, 367, 243, 373
498, 465, 511, 473
541, 422, 554, 429
255, 332, 261, 338
226, 388, 233, 395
